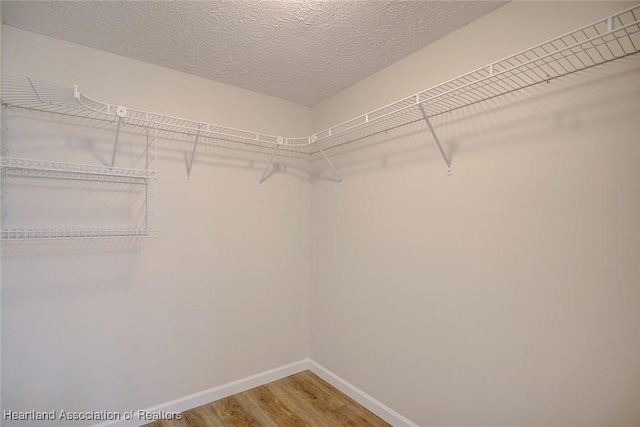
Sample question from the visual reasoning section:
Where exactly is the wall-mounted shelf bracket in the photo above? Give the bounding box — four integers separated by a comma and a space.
111, 116, 122, 167
186, 128, 201, 181
314, 135, 344, 187
258, 141, 281, 188
2, 106, 8, 231
418, 103, 451, 176
110, 106, 128, 167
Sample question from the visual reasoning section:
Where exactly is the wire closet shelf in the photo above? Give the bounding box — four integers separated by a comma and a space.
1, 94, 159, 241
0, 228, 152, 241
1, 4, 638, 157
1, 157, 157, 184
0, 156, 158, 240
0, 150, 158, 240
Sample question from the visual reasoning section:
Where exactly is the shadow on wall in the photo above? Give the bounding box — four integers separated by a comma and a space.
0, 97, 313, 296
3, 107, 312, 186
170, 134, 311, 184
311, 56, 640, 182
1, 109, 147, 294
3, 57, 638, 231
1, 239, 144, 300
0, 103, 311, 258
11, 57, 638, 189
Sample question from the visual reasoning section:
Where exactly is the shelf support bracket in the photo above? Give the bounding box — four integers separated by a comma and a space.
418, 103, 452, 175
2, 106, 8, 231
316, 142, 344, 187
186, 130, 200, 181
258, 145, 280, 188
111, 117, 122, 167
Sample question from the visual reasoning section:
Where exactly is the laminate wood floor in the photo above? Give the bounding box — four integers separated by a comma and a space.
144, 370, 390, 427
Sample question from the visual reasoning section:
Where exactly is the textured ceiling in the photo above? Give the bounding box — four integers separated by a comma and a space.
2, 1, 506, 106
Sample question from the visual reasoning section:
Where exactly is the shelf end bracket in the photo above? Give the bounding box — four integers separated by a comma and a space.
110, 106, 128, 168
315, 136, 344, 187
111, 116, 122, 167
258, 144, 280, 188
418, 103, 452, 175
186, 129, 201, 181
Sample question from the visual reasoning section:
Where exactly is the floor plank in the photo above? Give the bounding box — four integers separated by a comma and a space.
143, 370, 391, 427
182, 403, 225, 427
284, 373, 386, 427
280, 376, 350, 425
211, 395, 262, 427
242, 385, 309, 427
304, 373, 391, 427
266, 376, 339, 426
286, 371, 345, 411
143, 417, 192, 427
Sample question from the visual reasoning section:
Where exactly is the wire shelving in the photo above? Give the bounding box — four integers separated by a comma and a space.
312, 4, 640, 155
0, 5, 638, 196
1, 157, 157, 184
0, 105, 158, 240
2, 4, 637, 158
0, 227, 153, 241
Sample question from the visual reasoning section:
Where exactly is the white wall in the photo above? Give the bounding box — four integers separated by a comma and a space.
1, 27, 311, 426
0, 1, 3, 418
311, 2, 640, 426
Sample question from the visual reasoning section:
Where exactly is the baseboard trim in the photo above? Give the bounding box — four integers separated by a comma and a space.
94, 358, 418, 427
94, 359, 311, 427
307, 360, 419, 427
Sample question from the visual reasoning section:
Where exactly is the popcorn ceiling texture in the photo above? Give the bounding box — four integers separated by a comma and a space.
1, 1, 505, 106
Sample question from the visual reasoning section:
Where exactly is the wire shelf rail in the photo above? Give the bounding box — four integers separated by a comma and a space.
313, 4, 640, 152
0, 227, 155, 241
1, 157, 157, 184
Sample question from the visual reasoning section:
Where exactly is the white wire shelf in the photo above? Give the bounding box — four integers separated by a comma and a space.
1, 156, 157, 184
0, 72, 316, 154
313, 4, 640, 152
1, 5, 638, 156
0, 227, 155, 241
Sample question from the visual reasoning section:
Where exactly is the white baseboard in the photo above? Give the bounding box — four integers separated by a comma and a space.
94, 359, 311, 427
307, 360, 419, 427
94, 358, 418, 427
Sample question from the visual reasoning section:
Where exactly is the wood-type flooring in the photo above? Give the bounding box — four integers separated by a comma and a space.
144, 370, 391, 427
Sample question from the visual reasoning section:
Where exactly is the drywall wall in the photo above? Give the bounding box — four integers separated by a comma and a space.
1, 27, 311, 426
311, 2, 640, 426
0, 2, 3, 418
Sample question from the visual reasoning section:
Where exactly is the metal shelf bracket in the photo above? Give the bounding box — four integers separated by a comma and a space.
110, 106, 128, 167
111, 117, 122, 167
2, 106, 8, 231
418, 103, 452, 176
258, 144, 280, 188
314, 135, 344, 187
186, 128, 201, 181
